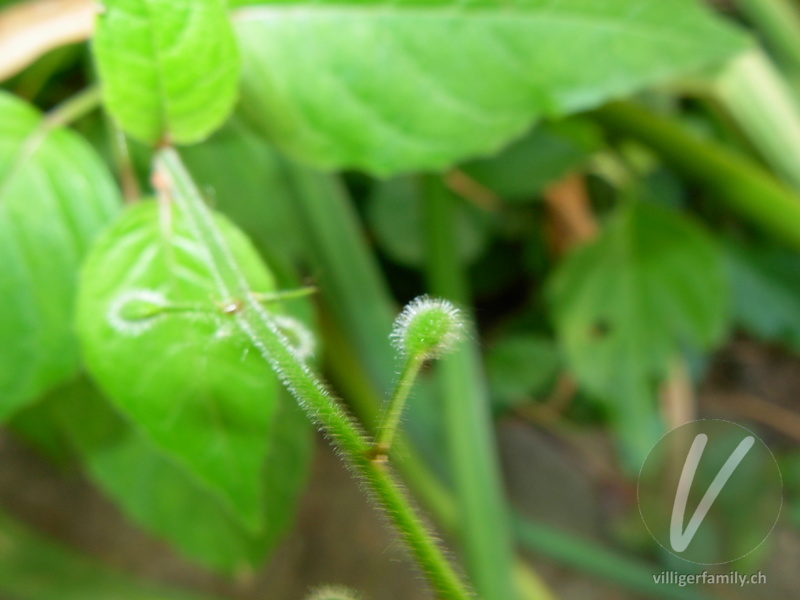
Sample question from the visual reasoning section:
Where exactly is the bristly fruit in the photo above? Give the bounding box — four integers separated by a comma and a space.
391, 295, 465, 361
304, 585, 362, 600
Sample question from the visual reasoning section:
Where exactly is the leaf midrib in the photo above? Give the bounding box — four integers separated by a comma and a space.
141, 0, 171, 142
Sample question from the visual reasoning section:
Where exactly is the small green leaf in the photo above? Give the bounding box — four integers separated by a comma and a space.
0, 92, 120, 420
548, 201, 729, 463
485, 334, 560, 410
237, 0, 748, 174
54, 379, 311, 575
461, 119, 601, 202
93, 0, 240, 144
725, 240, 800, 353
367, 178, 488, 268
77, 201, 281, 531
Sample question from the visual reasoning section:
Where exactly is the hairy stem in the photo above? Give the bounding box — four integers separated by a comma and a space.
153, 148, 474, 600
374, 354, 425, 455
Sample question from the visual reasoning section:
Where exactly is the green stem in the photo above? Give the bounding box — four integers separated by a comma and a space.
592, 101, 800, 249
319, 309, 460, 526
108, 121, 141, 202
44, 85, 101, 129
713, 48, 800, 190
733, 0, 800, 77
276, 160, 467, 547
251, 286, 317, 303
514, 515, 712, 600
374, 354, 425, 454
6, 86, 103, 185
154, 149, 474, 600
422, 176, 519, 600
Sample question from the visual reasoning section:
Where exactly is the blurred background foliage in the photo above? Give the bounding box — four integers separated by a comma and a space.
1, 0, 800, 599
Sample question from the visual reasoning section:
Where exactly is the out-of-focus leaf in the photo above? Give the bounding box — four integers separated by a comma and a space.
725, 240, 800, 353
461, 119, 601, 202
486, 334, 560, 410
237, 0, 747, 174
0, 92, 120, 420
8, 391, 74, 464
367, 177, 488, 268
54, 379, 311, 575
77, 201, 282, 532
93, 0, 239, 144
180, 116, 305, 264
548, 201, 728, 464
0, 508, 226, 600
782, 454, 800, 528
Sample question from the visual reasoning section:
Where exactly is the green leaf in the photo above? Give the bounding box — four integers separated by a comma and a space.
548, 201, 728, 463
236, 0, 748, 175
461, 119, 601, 202
485, 334, 560, 410
93, 0, 240, 145
367, 177, 488, 268
8, 392, 75, 465
54, 378, 311, 575
77, 201, 282, 532
0, 92, 120, 420
725, 240, 800, 353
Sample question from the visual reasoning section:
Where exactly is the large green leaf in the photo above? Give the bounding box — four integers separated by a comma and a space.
77, 201, 283, 531
93, 0, 240, 145
548, 201, 728, 463
0, 92, 120, 420
236, 0, 748, 175
54, 379, 311, 575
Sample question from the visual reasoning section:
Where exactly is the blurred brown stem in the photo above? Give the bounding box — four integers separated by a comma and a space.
659, 358, 696, 430
543, 174, 597, 252
706, 391, 800, 442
